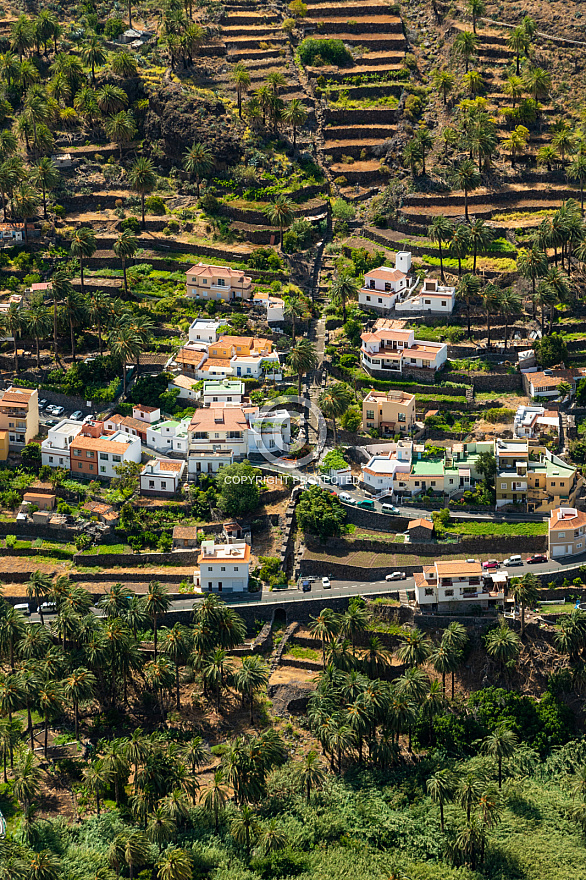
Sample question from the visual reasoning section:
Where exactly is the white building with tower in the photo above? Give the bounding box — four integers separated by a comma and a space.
358, 252, 455, 315
194, 539, 251, 593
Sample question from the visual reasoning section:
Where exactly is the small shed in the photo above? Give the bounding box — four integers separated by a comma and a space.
407, 517, 434, 541
172, 525, 198, 550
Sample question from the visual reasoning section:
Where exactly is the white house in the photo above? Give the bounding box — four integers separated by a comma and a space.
414, 560, 504, 611
203, 379, 245, 407
132, 405, 161, 424
188, 407, 249, 459
188, 318, 222, 347
247, 407, 291, 457
395, 277, 456, 315
361, 441, 412, 495
514, 405, 560, 439
358, 252, 415, 312
253, 290, 285, 323
361, 327, 448, 376
146, 417, 190, 455
140, 458, 186, 496
41, 418, 84, 469
168, 374, 201, 403
524, 368, 586, 399
195, 539, 251, 593
188, 447, 234, 480
232, 350, 281, 380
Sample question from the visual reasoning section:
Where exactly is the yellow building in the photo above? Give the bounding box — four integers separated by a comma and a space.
362, 387, 416, 435
0, 386, 39, 451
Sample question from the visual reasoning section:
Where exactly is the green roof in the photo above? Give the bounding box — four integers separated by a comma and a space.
411, 458, 444, 476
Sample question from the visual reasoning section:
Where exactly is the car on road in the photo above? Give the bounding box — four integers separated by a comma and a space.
14, 603, 30, 615
39, 399, 48, 410
339, 492, 353, 503
385, 571, 406, 581
381, 503, 400, 513
70, 410, 83, 420
527, 554, 548, 564
503, 555, 523, 567
305, 477, 319, 487
483, 559, 500, 570
39, 601, 57, 614
301, 580, 311, 593
357, 498, 375, 509
322, 577, 331, 589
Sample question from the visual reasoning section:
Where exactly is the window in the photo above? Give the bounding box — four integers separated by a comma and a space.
415, 481, 420, 486
149, 480, 155, 488
202, 278, 207, 284
217, 278, 225, 286
218, 582, 222, 591
113, 455, 121, 462
369, 279, 375, 289
86, 450, 93, 458
558, 531, 565, 538
424, 588, 434, 596
398, 412, 406, 422
221, 566, 225, 572
234, 567, 239, 572
49, 455, 53, 463
89, 464, 94, 471
366, 295, 371, 301
578, 543, 583, 549
207, 566, 213, 572
73, 449, 81, 457
551, 482, 555, 487
425, 299, 431, 305
366, 410, 374, 420
160, 481, 166, 489
100, 466, 106, 474
378, 298, 383, 304
78, 462, 82, 469
444, 589, 454, 597
385, 282, 392, 292
500, 483, 507, 489
441, 301, 446, 306
100, 453, 108, 461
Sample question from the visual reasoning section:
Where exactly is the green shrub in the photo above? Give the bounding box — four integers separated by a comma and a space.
104, 17, 126, 39
404, 94, 424, 120
145, 195, 166, 215
298, 38, 353, 67
120, 217, 141, 234
332, 198, 355, 221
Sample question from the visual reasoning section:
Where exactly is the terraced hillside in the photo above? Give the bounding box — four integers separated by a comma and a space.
299, 0, 407, 189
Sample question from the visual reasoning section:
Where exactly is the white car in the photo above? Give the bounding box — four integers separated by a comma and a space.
322, 577, 331, 589
385, 571, 406, 581
14, 603, 30, 615
381, 503, 400, 513
339, 492, 353, 503
45, 404, 57, 414
39, 601, 57, 614
52, 406, 64, 416
83, 414, 94, 423
70, 410, 83, 420
503, 555, 523, 566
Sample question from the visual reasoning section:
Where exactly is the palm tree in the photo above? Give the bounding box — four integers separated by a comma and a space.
113, 229, 138, 295
81, 33, 106, 83
517, 244, 548, 313
510, 572, 540, 636
70, 226, 97, 296
430, 643, 455, 695
128, 157, 157, 230
523, 66, 551, 108
309, 609, 339, 667
429, 215, 454, 281
283, 293, 305, 342
201, 648, 234, 712
37, 680, 64, 758
283, 99, 307, 150
257, 819, 288, 856
482, 725, 518, 787
432, 68, 454, 104
105, 110, 137, 158
296, 749, 325, 802
96, 83, 128, 115
467, 218, 494, 274
319, 382, 353, 445
231, 805, 259, 862
503, 74, 524, 107
0, 159, 18, 221
183, 142, 214, 198
234, 655, 269, 723
145, 580, 171, 660
403, 139, 422, 177
144, 657, 175, 718
330, 273, 358, 323
427, 768, 454, 832
507, 26, 529, 75
49, 268, 72, 363
87, 289, 110, 356
498, 287, 522, 348
63, 667, 96, 739
288, 338, 318, 396
396, 627, 432, 667
32, 156, 58, 219
62, 284, 86, 362
503, 125, 530, 168
265, 194, 294, 249
455, 159, 481, 222
12, 748, 41, 811
111, 51, 138, 77
201, 768, 228, 832
119, 830, 149, 880
450, 223, 471, 277
456, 273, 481, 338
453, 30, 479, 72
415, 126, 433, 176
568, 154, 586, 216
161, 623, 191, 710
11, 182, 39, 244
467, 0, 485, 33
485, 623, 521, 669
231, 63, 251, 117
109, 323, 141, 393
157, 848, 192, 880
482, 282, 500, 348
147, 806, 176, 852
0, 302, 22, 372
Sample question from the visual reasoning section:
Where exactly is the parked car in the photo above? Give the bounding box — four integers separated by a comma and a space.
14, 603, 30, 615
45, 404, 57, 414
52, 406, 64, 416
503, 555, 523, 567
39, 601, 57, 614
322, 577, 331, 589
44, 419, 58, 428
83, 414, 94, 423
385, 571, 406, 581
70, 410, 83, 420
527, 554, 547, 564
381, 503, 400, 513
357, 498, 375, 509
483, 559, 500, 570
301, 581, 311, 593
338, 492, 353, 503
38, 399, 48, 410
